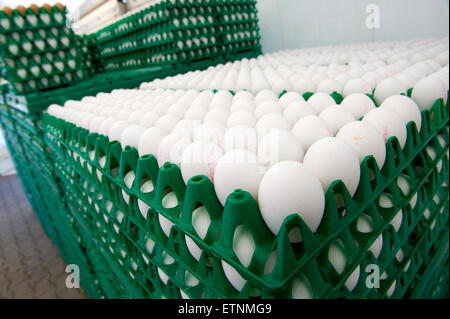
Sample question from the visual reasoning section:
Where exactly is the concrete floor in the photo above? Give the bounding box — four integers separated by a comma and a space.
0, 175, 87, 299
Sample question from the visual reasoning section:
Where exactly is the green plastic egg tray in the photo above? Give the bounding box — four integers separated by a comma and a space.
0, 5, 90, 94
39, 90, 449, 299
95, 0, 261, 71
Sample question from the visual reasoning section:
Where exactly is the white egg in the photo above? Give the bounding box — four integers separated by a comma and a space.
140, 111, 161, 127
157, 133, 191, 167
223, 126, 258, 153
342, 78, 373, 96
167, 103, 189, 117
255, 101, 282, 118
316, 78, 343, 94
180, 141, 223, 184
221, 260, 246, 291
336, 121, 386, 169
411, 76, 447, 111
108, 120, 129, 142
373, 78, 407, 105
257, 130, 304, 169
306, 92, 336, 114
214, 150, 262, 206
279, 92, 305, 108
156, 114, 181, 132
227, 110, 257, 127
282, 101, 316, 125
363, 108, 407, 148
204, 108, 229, 124
291, 115, 333, 151
232, 90, 254, 103
254, 89, 278, 105
380, 95, 422, 131
319, 105, 356, 135
339, 93, 376, 120
193, 121, 225, 147
128, 110, 145, 124
138, 127, 168, 157
255, 113, 291, 135
230, 99, 255, 113
292, 276, 314, 299
303, 137, 361, 196
258, 161, 324, 241
120, 124, 147, 149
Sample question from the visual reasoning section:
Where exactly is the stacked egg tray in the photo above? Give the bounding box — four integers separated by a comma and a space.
0, 101, 108, 299
2, 48, 258, 114
76, 34, 104, 77
95, 0, 261, 72
0, 4, 88, 94
40, 90, 449, 299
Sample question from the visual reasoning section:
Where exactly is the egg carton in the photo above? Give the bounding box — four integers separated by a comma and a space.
40, 91, 449, 298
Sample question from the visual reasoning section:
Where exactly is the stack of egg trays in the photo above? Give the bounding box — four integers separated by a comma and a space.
214, 0, 261, 55
0, 5, 87, 94
96, 0, 260, 71
75, 34, 104, 77
41, 89, 449, 299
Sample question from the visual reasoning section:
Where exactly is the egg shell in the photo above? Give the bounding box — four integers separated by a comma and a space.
185, 235, 203, 261
157, 133, 191, 167
283, 101, 316, 125
221, 260, 246, 291
140, 111, 161, 127
227, 109, 257, 127
137, 127, 168, 157
339, 93, 376, 120
307, 92, 336, 114
258, 161, 324, 240
319, 105, 356, 135
292, 276, 314, 299
255, 113, 291, 133
380, 95, 422, 131
230, 99, 255, 113
193, 121, 225, 147
342, 78, 373, 96
362, 107, 407, 148
257, 130, 304, 168
223, 126, 258, 153
336, 121, 386, 169
303, 137, 361, 196
180, 141, 223, 184
156, 114, 181, 132
279, 91, 305, 108
255, 101, 282, 118
120, 125, 147, 149
214, 149, 262, 206
254, 89, 278, 105
291, 115, 333, 151
373, 78, 407, 105
316, 78, 343, 94
411, 76, 447, 111
108, 120, 129, 143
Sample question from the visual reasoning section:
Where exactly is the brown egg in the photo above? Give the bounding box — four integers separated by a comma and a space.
2, 6, 13, 16
42, 3, 52, 13
16, 5, 27, 15
55, 2, 65, 11
29, 4, 40, 14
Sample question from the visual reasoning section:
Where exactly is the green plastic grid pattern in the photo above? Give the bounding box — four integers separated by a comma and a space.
40, 90, 449, 299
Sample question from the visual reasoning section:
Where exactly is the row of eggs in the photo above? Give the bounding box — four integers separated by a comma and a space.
141, 38, 449, 97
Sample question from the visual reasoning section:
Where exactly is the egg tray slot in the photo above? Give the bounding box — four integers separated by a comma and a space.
40, 92, 449, 298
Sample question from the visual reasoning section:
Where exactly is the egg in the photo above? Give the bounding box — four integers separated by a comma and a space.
411, 76, 447, 111
156, 114, 181, 132
362, 108, 407, 148
292, 78, 315, 94
339, 93, 376, 120
373, 78, 407, 105
279, 92, 305, 108
108, 120, 129, 142
120, 125, 147, 149
223, 126, 258, 153
204, 108, 229, 124
221, 260, 246, 291
291, 115, 332, 151
316, 78, 343, 94
380, 95, 422, 131
254, 89, 279, 105
180, 141, 223, 184
319, 105, 356, 135
303, 137, 361, 196
227, 109, 257, 127
157, 133, 191, 167
306, 92, 336, 114
140, 111, 161, 127
137, 127, 168, 157
193, 121, 225, 147
255, 101, 282, 118
336, 121, 386, 169
356, 214, 383, 258
258, 161, 324, 241
255, 113, 291, 134
291, 276, 314, 299
214, 150, 262, 206
342, 78, 373, 96
257, 130, 304, 169
282, 101, 316, 125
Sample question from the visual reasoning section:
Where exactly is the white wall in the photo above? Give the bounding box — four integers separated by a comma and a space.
257, 0, 450, 53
